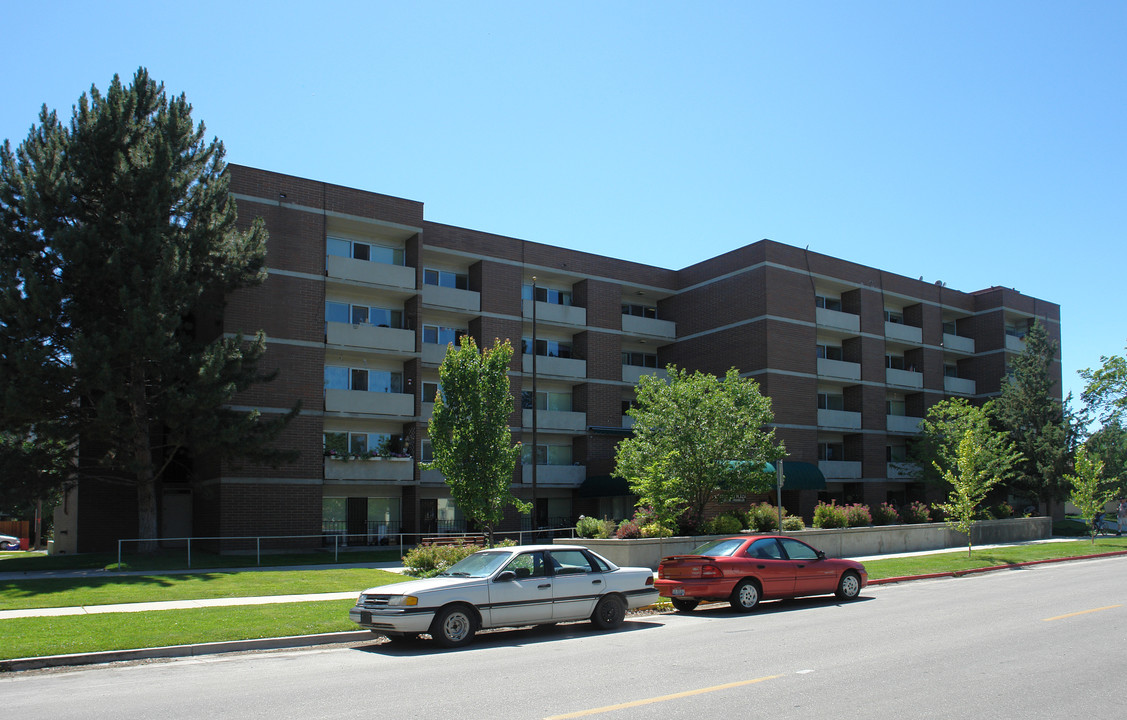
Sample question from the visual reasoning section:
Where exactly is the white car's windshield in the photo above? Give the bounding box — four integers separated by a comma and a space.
439, 551, 511, 578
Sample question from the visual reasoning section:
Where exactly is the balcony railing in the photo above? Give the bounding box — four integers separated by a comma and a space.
884, 321, 922, 344
323, 389, 414, 416
886, 368, 923, 389
522, 354, 587, 379
324, 457, 414, 481
818, 409, 862, 430
520, 464, 586, 487
816, 307, 860, 333
944, 376, 976, 395
522, 409, 587, 433
817, 358, 861, 381
422, 284, 480, 313
818, 460, 862, 479
326, 255, 415, 290
523, 299, 586, 327
942, 333, 974, 354
622, 365, 668, 384
886, 415, 922, 434
326, 322, 414, 353
621, 314, 676, 339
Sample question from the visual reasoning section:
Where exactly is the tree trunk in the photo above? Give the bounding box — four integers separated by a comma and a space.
131, 362, 158, 552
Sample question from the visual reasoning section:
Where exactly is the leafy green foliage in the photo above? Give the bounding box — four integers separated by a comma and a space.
422, 337, 528, 543
844, 503, 872, 527
0, 431, 70, 516
901, 501, 932, 523
870, 502, 900, 526
780, 516, 806, 531
937, 430, 1004, 557
1081, 344, 1127, 425
615, 519, 641, 539
0, 69, 296, 541
704, 514, 744, 534
1067, 445, 1116, 545
575, 515, 615, 539
910, 398, 1022, 490
615, 366, 784, 532
1083, 419, 1127, 495
402, 542, 482, 578
990, 320, 1073, 507
746, 502, 781, 532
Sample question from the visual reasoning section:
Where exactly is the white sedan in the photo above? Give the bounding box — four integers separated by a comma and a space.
0, 534, 19, 551
350, 544, 659, 648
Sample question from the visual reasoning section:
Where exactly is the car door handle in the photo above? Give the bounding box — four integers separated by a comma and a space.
538, 583, 551, 589
757, 565, 766, 569
796, 564, 805, 569
591, 579, 602, 585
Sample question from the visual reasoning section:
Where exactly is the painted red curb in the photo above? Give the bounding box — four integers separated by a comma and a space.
869, 549, 1127, 585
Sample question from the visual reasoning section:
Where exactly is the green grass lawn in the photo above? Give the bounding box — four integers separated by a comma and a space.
2, 600, 357, 661
863, 537, 1127, 580
0, 567, 404, 610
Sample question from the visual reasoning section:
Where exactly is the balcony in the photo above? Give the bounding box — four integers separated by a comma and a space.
885, 321, 922, 344
326, 322, 414, 353
944, 376, 976, 395
326, 255, 415, 291
886, 462, 919, 480
523, 299, 586, 327
522, 409, 587, 433
886, 368, 923, 389
422, 284, 480, 313
622, 314, 676, 339
1006, 334, 1026, 354
818, 409, 862, 430
622, 365, 668, 385
816, 307, 860, 334
886, 415, 922, 434
817, 358, 861, 382
522, 354, 587, 380
943, 333, 974, 354
323, 389, 414, 417
521, 464, 586, 487
421, 343, 452, 365
818, 460, 862, 480
324, 457, 414, 482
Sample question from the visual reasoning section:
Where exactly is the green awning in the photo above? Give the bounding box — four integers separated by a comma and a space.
578, 475, 633, 497
765, 461, 826, 490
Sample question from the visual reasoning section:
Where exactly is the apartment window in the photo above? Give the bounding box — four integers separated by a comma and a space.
886, 394, 907, 416
944, 363, 959, 379
815, 295, 843, 312
818, 442, 845, 461
622, 303, 658, 319
422, 382, 442, 403
522, 284, 572, 306
886, 444, 908, 462
423, 268, 469, 290
420, 439, 433, 463
1005, 321, 1030, 339
326, 301, 403, 329
521, 390, 573, 412
327, 236, 404, 266
522, 444, 574, 466
622, 351, 658, 368
323, 431, 391, 457
324, 366, 403, 393
817, 392, 845, 411
423, 325, 466, 346
522, 338, 572, 358
884, 309, 904, 324
817, 344, 844, 361
885, 354, 906, 370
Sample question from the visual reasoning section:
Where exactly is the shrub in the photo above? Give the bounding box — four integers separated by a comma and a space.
813, 501, 848, 529
901, 501, 931, 524
930, 504, 948, 522
844, 503, 872, 527
781, 515, 805, 531
870, 502, 900, 526
402, 542, 480, 578
640, 522, 674, 538
616, 520, 641, 539
992, 502, 1014, 519
706, 514, 744, 535
576, 515, 616, 539
746, 503, 780, 533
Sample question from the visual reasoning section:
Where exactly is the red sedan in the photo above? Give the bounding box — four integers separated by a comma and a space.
655, 535, 867, 612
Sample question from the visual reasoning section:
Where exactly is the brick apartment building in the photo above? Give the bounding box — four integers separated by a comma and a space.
55, 165, 1062, 552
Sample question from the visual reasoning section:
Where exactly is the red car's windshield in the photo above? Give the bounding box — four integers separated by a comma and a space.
689, 539, 746, 557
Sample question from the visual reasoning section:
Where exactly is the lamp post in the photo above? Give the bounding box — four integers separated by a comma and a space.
530, 276, 539, 530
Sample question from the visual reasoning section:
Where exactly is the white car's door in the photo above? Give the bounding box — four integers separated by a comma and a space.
547, 549, 606, 620
486, 551, 555, 627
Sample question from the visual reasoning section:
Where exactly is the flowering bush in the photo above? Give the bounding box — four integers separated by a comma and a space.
844, 503, 872, 527
616, 519, 641, 539
781, 516, 805, 531
871, 502, 900, 526
813, 501, 848, 529
746, 503, 780, 532
901, 501, 931, 524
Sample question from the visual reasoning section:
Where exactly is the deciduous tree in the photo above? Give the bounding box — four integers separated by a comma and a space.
423, 337, 528, 544
614, 367, 784, 532
937, 430, 1002, 558
1067, 445, 1115, 544
908, 397, 1021, 490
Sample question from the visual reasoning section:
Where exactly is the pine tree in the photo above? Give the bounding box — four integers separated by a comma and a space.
0, 69, 297, 546
989, 320, 1073, 511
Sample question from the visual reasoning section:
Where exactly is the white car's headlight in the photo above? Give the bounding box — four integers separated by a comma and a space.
386, 595, 419, 607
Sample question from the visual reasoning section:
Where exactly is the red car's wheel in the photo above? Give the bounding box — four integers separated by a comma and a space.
835, 571, 862, 601
729, 579, 760, 612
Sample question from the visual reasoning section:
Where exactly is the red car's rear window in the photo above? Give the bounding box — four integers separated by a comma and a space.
689, 538, 746, 557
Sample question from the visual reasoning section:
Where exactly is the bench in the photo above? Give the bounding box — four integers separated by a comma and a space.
420, 535, 487, 548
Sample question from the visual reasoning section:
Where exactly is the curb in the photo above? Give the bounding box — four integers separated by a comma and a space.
0, 631, 374, 673
869, 549, 1127, 586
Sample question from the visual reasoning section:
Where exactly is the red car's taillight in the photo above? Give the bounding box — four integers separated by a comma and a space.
700, 564, 723, 579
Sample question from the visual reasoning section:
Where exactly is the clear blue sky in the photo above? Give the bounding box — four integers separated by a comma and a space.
4, 1, 1124, 414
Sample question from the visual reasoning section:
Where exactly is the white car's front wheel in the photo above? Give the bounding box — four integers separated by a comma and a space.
431, 605, 476, 648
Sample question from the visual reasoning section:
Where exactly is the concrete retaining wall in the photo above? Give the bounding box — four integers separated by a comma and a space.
558, 517, 1053, 569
